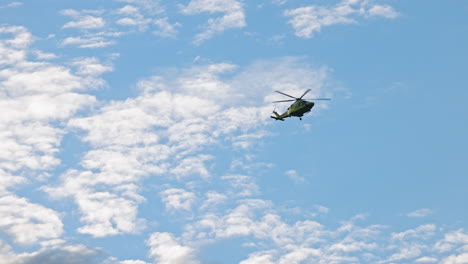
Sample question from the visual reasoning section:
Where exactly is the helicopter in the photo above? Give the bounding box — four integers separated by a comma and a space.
270, 89, 331, 121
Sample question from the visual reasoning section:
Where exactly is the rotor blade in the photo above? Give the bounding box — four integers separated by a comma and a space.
275, 90, 297, 99
299, 89, 311, 99
273, 99, 296, 103
303, 98, 331, 101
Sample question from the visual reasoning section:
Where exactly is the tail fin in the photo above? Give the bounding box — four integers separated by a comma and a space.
270, 111, 284, 121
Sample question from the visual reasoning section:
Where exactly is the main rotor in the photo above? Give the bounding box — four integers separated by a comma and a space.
273, 89, 331, 103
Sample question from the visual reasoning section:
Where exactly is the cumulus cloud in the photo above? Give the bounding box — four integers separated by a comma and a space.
0, 242, 107, 264
146, 232, 199, 264
71, 57, 113, 76
0, 26, 32, 65
443, 253, 468, 264
179, 195, 468, 264
40, 57, 329, 238
0, 25, 111, 245
160, 188, 197, 212
61, 9, 106, 29
116, 5, 152, 31
18, 245, 102, 264
180, 0, 246, 44
391, 224, 436, 241
200, 191, 227, 210
221, 175, 260, 197
0, 25, 102, 184
0, 192, 63, 245
435, 229, 468, 253
170, 154, 212, 180
153, 17, 181, 39
285, 0, 400, 38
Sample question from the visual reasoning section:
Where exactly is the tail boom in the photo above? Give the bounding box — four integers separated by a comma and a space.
270, 111, 285, 121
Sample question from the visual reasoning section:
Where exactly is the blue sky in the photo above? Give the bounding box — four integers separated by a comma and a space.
0, 0, 467, 263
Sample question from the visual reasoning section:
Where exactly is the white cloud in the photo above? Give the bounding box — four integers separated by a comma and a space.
222, 175, 260, 197
61, 36, 115, 48
200, 191, 227, 210
285, 0, 399, 38
391, 224, 436, 241
184, 199, 275, 241
416, 257, 438, 263
383, 245, 424, 263
182, 198, 465, 264
71, 57, 113, 76
0, 1, 22, 9
116, 0, 163, 14
59, 8, 130, 48
146, 232, 199, 264
160, 188, 197, 212
285, 169, 306, 183
117, 5, 140, 16
19, 245, 102, 264
407, 208, 433, 218
63, 17, 106, 29
61, 9, 106, 29
240, 252, 275, 264
43, 58, 329, 239
153, 17, 181, 39
0, 26, 101, 189
170, 154, 212, 180
0, 242, 107, 264
316, 205, 330, 214
443, 229, 468, 244
368, 4, 400, 19
0, 26, 123, 243
435, 229, 468, 253
270, 0, 288, 5
119, 261, 150, 264
33, 50, 58, 60
0, 26, 32, 65
44, 170, 146, 237
0, 192, 63, 245
443, 253, 468, 264
116, 5, 152, 31
180, 0, 246, 44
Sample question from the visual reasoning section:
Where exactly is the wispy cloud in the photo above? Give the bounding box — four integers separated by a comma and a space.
180, 0, 246, 44
285, 169, 306, 183
408, 208, 433, 218
61, 9, 106, 29
153, 17, 181, 39
116, 5, 152, 31
285, 0, 400, 38
0, 1, 23, 9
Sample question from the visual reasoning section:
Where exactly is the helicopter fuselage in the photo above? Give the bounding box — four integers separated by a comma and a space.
287, 100, 315, 117
270, 89, 329, 121
271, 99, 315, 120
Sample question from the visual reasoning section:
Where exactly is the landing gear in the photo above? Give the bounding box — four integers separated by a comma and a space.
299, 117, 302, 120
